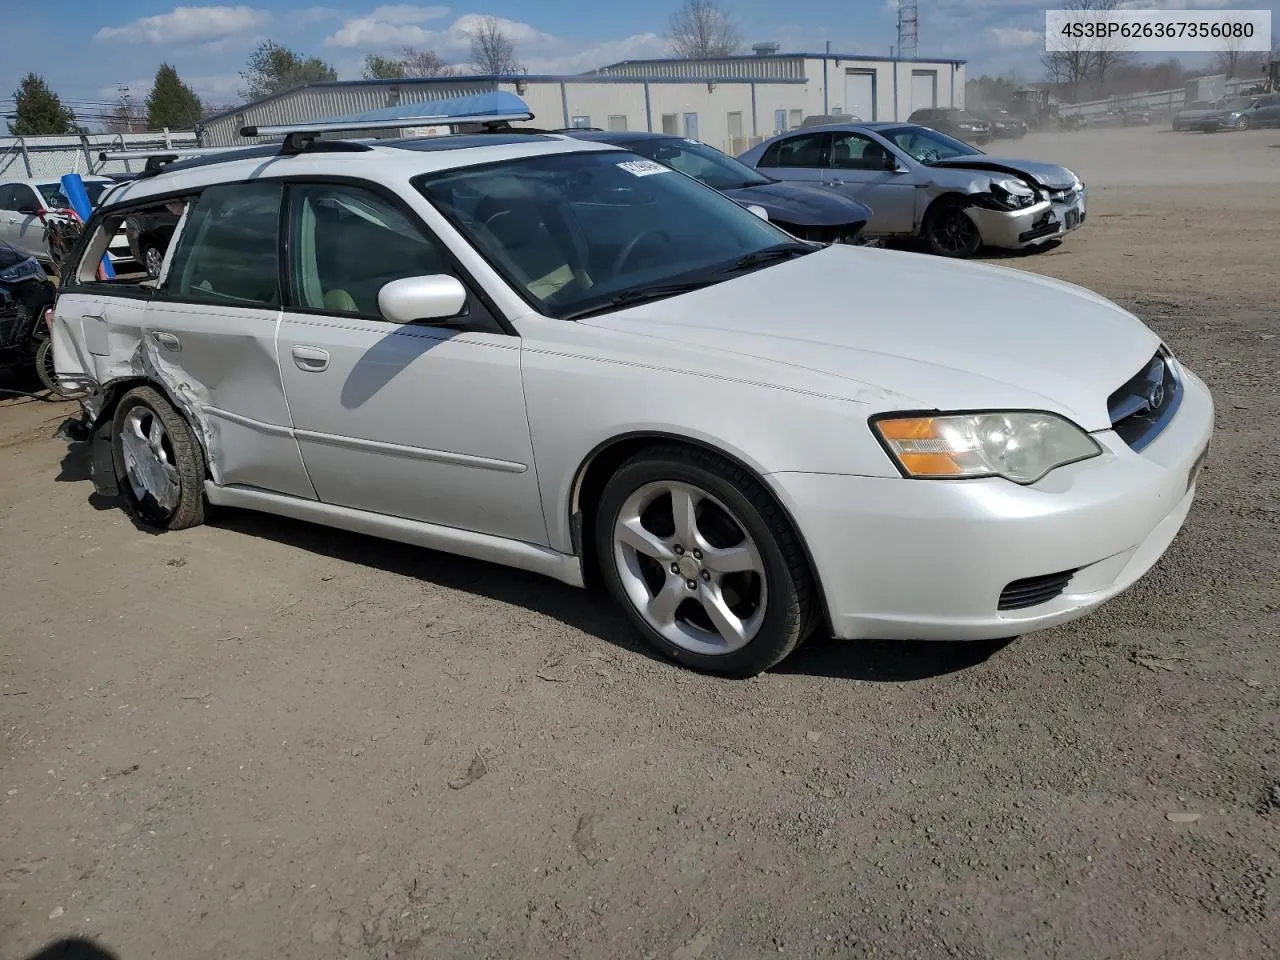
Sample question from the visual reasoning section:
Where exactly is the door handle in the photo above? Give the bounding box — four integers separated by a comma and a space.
150, 331, 181, 351
292, 345, 330, 372
825, 179, 845, 186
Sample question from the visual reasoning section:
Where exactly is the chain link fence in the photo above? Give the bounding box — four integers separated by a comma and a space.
0, 130, 199, 181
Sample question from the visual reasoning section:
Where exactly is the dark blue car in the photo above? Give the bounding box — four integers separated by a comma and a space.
562, 130, 873, 245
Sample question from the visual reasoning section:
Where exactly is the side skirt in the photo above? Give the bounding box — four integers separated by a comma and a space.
204, 482, 586, 588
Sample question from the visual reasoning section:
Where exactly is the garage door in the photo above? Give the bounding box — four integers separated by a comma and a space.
843, 70, 876, 120
911, 70, 937, 112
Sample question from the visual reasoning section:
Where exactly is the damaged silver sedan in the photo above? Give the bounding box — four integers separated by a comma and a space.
737, 122, 1087, 258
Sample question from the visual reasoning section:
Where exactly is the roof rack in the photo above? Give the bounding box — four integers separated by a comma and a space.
98, 145, 252, 173
240, 111, 534, 153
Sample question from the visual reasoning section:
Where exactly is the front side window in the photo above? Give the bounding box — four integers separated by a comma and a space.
829, 132, 895, 170
878, 125, 982, 163
416, 150, 799, 320
289, 183, 452, 317
164, 182, 282, 307
628, 138, 770, 190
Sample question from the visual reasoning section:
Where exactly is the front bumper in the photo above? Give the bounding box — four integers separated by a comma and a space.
963, 185, 1087, 249
767, 367, 1214, 642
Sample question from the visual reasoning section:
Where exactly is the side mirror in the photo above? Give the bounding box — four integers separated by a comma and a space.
745, 204, 770, 221
378, 275, 467, 325
885, 156, 905, 172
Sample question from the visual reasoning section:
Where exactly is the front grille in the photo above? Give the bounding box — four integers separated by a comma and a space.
1107, 347, 1183, 451
998, 569, 1078, 611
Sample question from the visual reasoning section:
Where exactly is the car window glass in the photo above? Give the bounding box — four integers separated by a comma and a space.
768, 133, 826, 169
879, 125, 979, 162
829, 133, 893, 170
165, 182, 282, 307
417, 150, 790, 319
637, 139, 768, 189
0, 185, 20, 210
289, 183, 450, 317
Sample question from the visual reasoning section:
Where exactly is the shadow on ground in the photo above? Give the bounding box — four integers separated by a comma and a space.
213, 506, 1017, 682
23, 939, 119, 960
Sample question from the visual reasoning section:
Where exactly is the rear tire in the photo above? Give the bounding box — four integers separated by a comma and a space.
111, 386, 207, 531
594, 445, 817, 677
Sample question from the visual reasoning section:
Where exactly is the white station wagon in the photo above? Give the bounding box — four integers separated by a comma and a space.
49, 125, 1214, 676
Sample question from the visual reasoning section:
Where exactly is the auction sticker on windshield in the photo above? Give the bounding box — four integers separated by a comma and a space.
617, 159, 670, 177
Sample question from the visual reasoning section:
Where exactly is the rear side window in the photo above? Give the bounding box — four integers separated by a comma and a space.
164, 182, 282, 307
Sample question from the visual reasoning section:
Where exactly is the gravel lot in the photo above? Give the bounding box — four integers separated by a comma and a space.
2, 126, 1277, 960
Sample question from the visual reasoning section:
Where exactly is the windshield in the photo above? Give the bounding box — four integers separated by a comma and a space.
416, 150, 802, 320
36, 180, 109, 209
876, 125, 983, 163
624, 137, 771, 190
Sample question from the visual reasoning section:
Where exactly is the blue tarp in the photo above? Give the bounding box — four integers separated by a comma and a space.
319, 91, 532, 125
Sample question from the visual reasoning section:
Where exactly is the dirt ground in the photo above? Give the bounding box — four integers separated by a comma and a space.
2, 127, 1278, 960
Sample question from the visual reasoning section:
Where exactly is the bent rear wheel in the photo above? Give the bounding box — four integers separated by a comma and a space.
111, 386, 206, 530
596, 445, 817, 677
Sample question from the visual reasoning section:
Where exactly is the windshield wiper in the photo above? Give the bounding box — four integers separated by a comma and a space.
726, 242, 817, 273
562, 279, 720, 320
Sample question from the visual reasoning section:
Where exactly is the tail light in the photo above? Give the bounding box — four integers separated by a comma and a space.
43, 306, 56, 332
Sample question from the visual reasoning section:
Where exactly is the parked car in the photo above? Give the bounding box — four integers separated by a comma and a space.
0, 176, 131, 268
0, 239, 57, 385
974, 109, 1027, 139
736, 122, 1086, 257
50, 132, 1212, 677
1254, 94, 1280, 127
1199, 96, 1263, 131
560, 130, 873, 244
798, 112, 862, 128
907, 108, 993, 144
1121, 106, 1152, 126
125, 204, 184, 276
1172, 99, 1222, 131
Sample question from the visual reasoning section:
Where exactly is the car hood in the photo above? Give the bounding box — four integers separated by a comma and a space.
722, 180, 873, 226
582, 246, 1159, 431
926, 155, 1078, 189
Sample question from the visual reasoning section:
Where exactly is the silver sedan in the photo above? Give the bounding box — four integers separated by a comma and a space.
737, 122, 1087, 257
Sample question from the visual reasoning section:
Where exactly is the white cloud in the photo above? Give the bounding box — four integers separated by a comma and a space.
325, 5, 452, 48
524, 33, 668, 74
93, 5, 272, 45
989, 27, 1041, 50
288, 6, 343, 24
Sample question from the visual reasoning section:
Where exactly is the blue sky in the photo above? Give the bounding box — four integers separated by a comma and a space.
2, 2, 1276, 124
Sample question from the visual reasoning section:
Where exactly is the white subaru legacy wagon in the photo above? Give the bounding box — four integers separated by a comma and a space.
49, 131, 1213, 676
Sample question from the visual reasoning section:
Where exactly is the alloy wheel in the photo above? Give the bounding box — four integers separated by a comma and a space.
120, 406, 181, 516
612, 480, 768, 656
930, 208, 980, 256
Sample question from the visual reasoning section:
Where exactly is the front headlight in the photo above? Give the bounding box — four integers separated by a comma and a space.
872, 411, 1102, 484
0, 257, 42, 283
989, 177, 1036, 209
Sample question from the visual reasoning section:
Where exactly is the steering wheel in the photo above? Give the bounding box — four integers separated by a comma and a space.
612, 229, 671, 274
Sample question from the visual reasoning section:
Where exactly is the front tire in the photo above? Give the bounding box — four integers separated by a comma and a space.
595, 445, 817, 677
1237, 115, 1250, 131
112, 386, 207, 530
924, 200, 983, 258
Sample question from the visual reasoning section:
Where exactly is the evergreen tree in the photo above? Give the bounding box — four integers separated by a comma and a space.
147, 64, 204, 130
8, 73, 76, 136
240, 41, 337, 101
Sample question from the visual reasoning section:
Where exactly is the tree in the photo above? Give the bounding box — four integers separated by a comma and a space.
8, 73, 76, 136
240, 40, 337, 101
667, 0, 741, 59
105, 91, 146, 133
1041, 0, 1129, 101
467, 17, 522, 75
362, 48, 455, 80
146, 63, 203, 130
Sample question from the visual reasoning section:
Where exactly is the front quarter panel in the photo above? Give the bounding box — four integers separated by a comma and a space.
513, 315, 903, 554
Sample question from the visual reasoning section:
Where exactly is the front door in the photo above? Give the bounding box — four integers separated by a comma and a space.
275, 181, 546, 546
0, 183, 45, 260
823, 131, 917, 235
144, 181, 315, 499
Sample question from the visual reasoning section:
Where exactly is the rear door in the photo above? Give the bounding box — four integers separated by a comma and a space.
0, 184, 24, 253
823, 130, 916, 235
0, 184, 46, 260
753, 132, 829, 186
143, 181, 315, 499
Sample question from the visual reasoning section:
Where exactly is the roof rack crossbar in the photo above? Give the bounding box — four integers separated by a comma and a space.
239, 111, 533, 139
98, 145, 247, 163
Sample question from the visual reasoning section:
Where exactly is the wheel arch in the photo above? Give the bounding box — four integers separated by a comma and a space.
567, 431, 832, 632
919, 190, 977, 236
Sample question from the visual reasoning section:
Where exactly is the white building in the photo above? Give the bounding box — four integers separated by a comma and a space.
199, 50, 966, 156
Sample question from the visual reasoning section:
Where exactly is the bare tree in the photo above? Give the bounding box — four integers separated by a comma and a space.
667, 0, 741, 59
1042, 0, 1129, 100
104, 89, 145, 133
403, 46, 456, 78
468, 17, 522, 75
